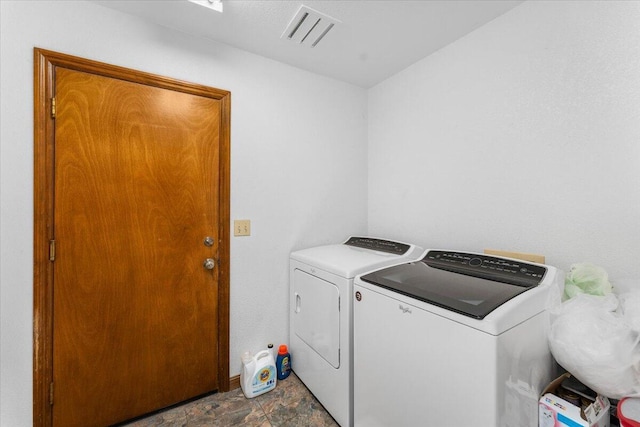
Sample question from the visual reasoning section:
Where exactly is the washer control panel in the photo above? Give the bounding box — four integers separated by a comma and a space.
344, 237, 410, 255
424, 250, 546, 287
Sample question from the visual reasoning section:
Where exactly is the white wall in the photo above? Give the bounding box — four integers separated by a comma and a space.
368, 1, 640, 284
0, 1, 368, 425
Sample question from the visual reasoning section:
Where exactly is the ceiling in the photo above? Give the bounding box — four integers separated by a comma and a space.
93, 0, 524, 88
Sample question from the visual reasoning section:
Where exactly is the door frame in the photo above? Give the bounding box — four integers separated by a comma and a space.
33, 48, 231, 426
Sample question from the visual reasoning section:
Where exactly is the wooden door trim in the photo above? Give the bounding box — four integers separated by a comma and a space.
33, 48, 231, 426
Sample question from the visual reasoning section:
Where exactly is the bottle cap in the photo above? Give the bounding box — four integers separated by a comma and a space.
278, 344, 288, 355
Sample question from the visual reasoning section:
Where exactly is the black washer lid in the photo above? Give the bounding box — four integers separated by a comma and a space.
360, 250, 547, 319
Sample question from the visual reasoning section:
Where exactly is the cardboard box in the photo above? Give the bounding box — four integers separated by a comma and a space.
539, 373, 610, 427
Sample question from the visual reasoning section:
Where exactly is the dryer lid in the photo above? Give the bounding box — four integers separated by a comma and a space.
290, 237, 423, 278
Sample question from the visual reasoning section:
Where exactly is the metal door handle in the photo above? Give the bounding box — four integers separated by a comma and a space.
203, 258, 215, 270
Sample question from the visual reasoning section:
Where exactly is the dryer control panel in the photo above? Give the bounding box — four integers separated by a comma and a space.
424, 250, 546, 287
344, 237, 410, 255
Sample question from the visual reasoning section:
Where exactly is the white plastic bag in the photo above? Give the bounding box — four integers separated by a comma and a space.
620, 292, 640, 333
548, 292, 640, 399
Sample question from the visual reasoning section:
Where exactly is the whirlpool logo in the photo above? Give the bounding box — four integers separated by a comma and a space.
399, 304, 412, 314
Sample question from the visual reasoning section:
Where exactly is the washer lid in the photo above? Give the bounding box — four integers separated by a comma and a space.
291, 237, 422, 278
359, 250, 548, 319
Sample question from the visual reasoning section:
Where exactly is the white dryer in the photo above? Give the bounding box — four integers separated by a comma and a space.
290, 237, 424, 427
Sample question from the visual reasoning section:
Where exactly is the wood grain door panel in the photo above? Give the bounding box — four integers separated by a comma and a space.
52, 68, 220, 426
34, 48, 230, 427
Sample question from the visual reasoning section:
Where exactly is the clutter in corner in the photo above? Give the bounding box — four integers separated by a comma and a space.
542, 262, 640, 427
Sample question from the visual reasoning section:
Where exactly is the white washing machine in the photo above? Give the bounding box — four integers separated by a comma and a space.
290, 237, 424, 427
353, 250, 563, 427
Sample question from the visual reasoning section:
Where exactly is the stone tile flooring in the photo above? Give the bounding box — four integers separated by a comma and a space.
121, 372, 339, 427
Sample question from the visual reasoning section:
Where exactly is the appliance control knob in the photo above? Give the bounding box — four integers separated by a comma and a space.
469, 258, 482, 267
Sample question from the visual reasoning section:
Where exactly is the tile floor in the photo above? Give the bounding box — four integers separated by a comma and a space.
121, 372, 339, 427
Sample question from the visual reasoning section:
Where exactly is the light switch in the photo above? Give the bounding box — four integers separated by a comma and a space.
234, 220, 251, 236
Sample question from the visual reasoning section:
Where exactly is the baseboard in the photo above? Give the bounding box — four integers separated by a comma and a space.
229, 374, 240, 391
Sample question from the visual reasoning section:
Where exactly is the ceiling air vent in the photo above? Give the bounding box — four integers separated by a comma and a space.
281, 5, 340, 48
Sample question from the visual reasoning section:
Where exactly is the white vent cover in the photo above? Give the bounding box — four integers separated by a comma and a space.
281, 5, 340, 48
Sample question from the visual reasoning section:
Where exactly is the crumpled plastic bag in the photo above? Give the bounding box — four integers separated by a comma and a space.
564, 263, 612, 300
548, 292, 640, 399
620, 292, 640, 333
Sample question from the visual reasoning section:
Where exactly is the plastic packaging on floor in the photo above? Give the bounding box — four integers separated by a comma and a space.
548, 291, 640, 399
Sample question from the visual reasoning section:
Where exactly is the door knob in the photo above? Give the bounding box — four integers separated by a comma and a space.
203, 258, 215, 270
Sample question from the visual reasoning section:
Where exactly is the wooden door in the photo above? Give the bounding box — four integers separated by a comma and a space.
33, 49, 230, 427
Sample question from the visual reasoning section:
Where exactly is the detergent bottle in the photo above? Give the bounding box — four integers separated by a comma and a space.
240, 349, 277, 398
276, 344, 291, 380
